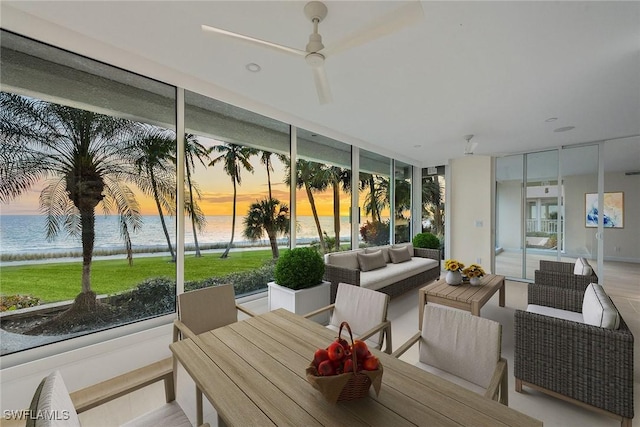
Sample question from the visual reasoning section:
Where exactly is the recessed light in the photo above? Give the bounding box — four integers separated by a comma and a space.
246, 63, 261, 72
545, 117, 558, 122
554, 126, 575, 133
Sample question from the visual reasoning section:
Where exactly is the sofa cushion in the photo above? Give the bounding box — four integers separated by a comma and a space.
526, 304, 585, 323
325, 250, 362, 270
393, 242, 414, 256
365, 245, 391, 263
582, 283, 620, 329
357, 250, 387, 272
360, 257, 438, 291
389, 246, 412, 264
574, 257, 593, 276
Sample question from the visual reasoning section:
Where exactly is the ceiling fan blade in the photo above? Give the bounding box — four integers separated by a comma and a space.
201, 24, 306, 57
311, 64, 332, 104
323, 1, 424, 57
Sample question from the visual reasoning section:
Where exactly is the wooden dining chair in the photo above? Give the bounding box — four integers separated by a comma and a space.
392, 304, 508, 405
27, 359, 209, 427
304, 282, 392, 354
172, 284, 256, 425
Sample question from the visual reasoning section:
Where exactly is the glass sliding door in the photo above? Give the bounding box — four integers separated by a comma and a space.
560, 144, 599, 269
524, 150, 559, 279
495, 155, 524, 278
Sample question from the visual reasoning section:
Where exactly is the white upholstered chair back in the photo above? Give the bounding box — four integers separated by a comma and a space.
419, 305, 502, 389
329, 283, 389, 350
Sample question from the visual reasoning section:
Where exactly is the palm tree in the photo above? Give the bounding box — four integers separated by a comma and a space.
243, 198, 289, 258
0, 92, 142, 312
209, 143, 257, 258
123, 125, 177, 261
259, 150, 275, 201
360, 173, 389, 222
284, 159, 328, 252
326, 166, 351, 251
184, 134, 210, 257
422, 175, 444, 235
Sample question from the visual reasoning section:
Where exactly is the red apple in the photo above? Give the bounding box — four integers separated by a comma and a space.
318, 360, 336, 376
343, 358, 354, 373
327, 341, 345, 362
351, 340, 369, 360
313, 348, 329, 367
337, 337, 350, 352
363, 355, 379, 371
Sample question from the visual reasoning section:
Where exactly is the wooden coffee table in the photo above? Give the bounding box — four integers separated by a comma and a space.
418, 274, 506, 328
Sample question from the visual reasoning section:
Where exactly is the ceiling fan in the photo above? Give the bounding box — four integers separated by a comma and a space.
201, 1, 424, 104
463, 134, 478, 155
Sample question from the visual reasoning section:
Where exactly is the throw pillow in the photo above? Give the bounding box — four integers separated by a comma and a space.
365, 246, 391, 263
582, 283, 620, 329
327, 250, 361, 270
389, 246, 412, 264
357, 250, 387, 272
574, 257, 593, 276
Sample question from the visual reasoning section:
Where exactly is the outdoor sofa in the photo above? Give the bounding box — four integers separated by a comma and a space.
323, 243, 440, 303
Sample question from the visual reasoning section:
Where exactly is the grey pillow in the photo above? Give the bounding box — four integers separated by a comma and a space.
389, 246, 412, 263
357, 250, 387, 272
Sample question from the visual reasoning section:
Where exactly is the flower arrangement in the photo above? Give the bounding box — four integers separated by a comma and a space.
463, 264, 486, 278
444, 259, 464, 272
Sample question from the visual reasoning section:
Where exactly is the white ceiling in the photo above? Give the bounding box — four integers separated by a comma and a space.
2, 1, 639, 169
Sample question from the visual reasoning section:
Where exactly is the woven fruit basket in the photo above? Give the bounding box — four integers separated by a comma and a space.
305, 321, 383, 403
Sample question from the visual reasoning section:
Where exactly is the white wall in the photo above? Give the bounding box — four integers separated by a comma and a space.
448, 155, 494, 273
0, 324, 172, 413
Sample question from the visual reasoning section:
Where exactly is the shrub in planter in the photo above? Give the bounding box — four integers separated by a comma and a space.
274, 247, 325, 290
412, 232, 440, 249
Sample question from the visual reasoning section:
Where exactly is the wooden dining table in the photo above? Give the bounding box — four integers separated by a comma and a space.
170, 308, 541, 427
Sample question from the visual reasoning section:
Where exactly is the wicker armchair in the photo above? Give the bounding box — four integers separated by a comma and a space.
514, 284, 634, 427
534, 259, 597, 291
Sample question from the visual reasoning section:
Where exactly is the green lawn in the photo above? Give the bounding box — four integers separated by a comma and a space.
0, 250, 273, 302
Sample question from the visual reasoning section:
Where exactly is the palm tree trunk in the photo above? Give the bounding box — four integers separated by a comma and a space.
333, 181, 340, 251
369, 176, 379, 222
186, 161, 201, 257
305, 183, 326, 251
267, 229, 279, 259
221, 180, 236, 258
80, 209, 95, 295
267, 166, 273, 201
150, 170, 176, 261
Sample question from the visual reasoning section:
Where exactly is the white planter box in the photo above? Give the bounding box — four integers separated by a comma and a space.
267, 281, 330, 325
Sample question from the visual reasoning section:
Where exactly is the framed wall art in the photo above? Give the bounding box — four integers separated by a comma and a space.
585, 192, 624, 228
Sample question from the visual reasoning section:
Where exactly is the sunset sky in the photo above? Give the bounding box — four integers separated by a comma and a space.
0, 149, 352, 218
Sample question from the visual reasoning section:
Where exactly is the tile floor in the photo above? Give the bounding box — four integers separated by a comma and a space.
69, 276, 639, 427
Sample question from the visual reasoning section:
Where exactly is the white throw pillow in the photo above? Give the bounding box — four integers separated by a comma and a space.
574, 257, 593, 276
582, 283, 620, 329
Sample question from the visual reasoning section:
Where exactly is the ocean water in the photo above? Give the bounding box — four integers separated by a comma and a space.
0, 215, 352, 256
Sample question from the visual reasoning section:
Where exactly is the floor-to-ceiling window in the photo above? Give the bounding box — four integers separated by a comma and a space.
358, 150, 391, 247
296, 130, 351, 253
183, 91, 290, 295
394, 161, 412, 243
421, 166, 446, 249
0, 30, 177, 355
